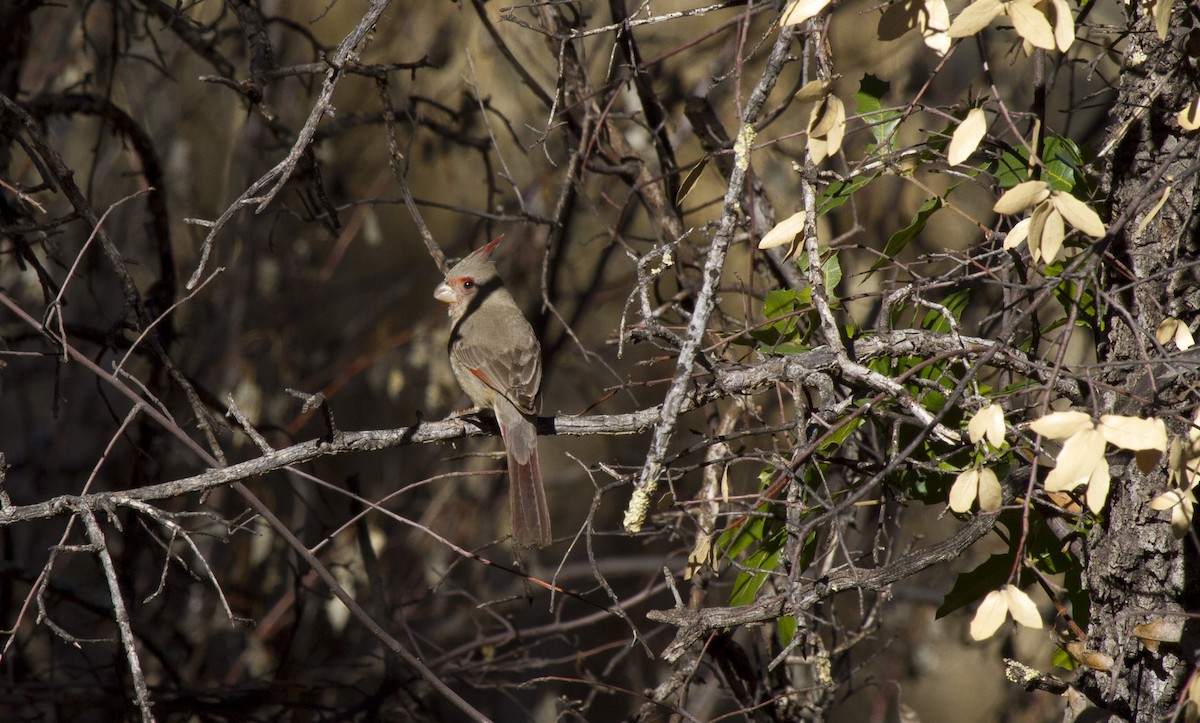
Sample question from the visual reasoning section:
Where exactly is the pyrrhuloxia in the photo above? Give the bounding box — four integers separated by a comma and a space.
433, 238, 551, 548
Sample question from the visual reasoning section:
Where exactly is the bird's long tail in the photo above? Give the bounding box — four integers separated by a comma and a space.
495, 398, 551, 548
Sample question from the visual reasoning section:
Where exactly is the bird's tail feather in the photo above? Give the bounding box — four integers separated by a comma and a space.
496, 399, 551, 548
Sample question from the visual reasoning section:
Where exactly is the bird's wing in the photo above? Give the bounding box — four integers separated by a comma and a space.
451, 311, 541, 415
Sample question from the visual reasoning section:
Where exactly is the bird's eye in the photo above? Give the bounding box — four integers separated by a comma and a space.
462, 279, 475, 290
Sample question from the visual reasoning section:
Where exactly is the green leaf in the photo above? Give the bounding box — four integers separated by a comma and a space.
778, 615, 798, 646
855, 74, 901, 149
869, 195, 944, 274
920, 290, 969, 333
936, 552, 1013, 618
1052, 647, 1080, 671
817, 174, 878, 215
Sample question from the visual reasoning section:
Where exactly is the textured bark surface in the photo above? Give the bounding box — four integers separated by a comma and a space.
1085, 6, 1200, 719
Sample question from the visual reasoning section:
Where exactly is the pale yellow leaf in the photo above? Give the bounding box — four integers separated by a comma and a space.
824, 97, 847, 157
1044, 428, 1106, 492
969, 404, 1005, 446
809, 97, 837, 138
759, 209, 808, 250
808, 134, 830, 164
1040, 207, 1065, 263
1086, 457, 1110, 513
1029, 410, 1093, 439
922, 0, 952, 54
1098, 415, 1168, 452
1155, 317, 1182, 346
1008, 0, 1056, 50
1003, 585, 1043, 629
1137, 186, 1172, 237
994, 180, 1050, 214
1027, 202, 1049, 263
1003, 217, 1031, 250
1175, 322, 1195, 350
1051, 192, 1106, 237
1153, 0, 1175, 42
948, 108, 988, 165
1179, 96, 1200, 131
969, 589, 1009, 640
949, 469, 980, 512
947, 0, 1004, 37
795, 79, 831, 103
1170, 498, 1194, 538
1049, 0, 1075, 51
1147, 487, 1185, 509
781, 0, 834, 26
977, 467, 1002, 511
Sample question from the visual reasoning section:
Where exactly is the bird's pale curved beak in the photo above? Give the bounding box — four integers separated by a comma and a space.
433, 283, 455, 303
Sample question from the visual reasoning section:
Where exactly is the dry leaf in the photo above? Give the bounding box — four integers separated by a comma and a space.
1003, 217, 1031, 250
1029, 410, 1094, 439
1003, 586, 1043, 629
947, 0, 1004, 37
1040, 206, 1065, 263
1049, 0, 1075, 51
969, 589, 1008, 640
759, 209, 808, 250
1153, 0, 1176, 42
994, 180, 1050, 214
1098, 415, 1168, 452
781, 0, 834, 26
1051, 192, 1106, 237
923, 0, 952, 54
1179, 95, 1200, 131
1007, 0, 1056, 50
968, 404, 1006, 446
795, 79, 831, 103
1085, 457, 1110, 513
1044, 428, 1106, 492
977, 467, 1002, 511
948, 108, 988, 165
950, 469, 981, 512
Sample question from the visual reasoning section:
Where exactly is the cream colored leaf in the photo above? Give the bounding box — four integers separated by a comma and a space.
1027, 201, 1049, 263
1098, 415, 1168, 452
795, 79, 831, 103
948, 108, 988, 165
1156, 317, 1183, 346
1086, 457, 1110, 513
969, 589, 1009, 640
1007, 0, 1056, 50
994, 180, 1050, 214
808, 134, 830, 164
824, 96, 847, 157
809, 96, 837, 138
1003, 585, 1043, 629
1137, 186, 1172, 237
977, 467, 1002, 511
1029, 410, 1093, 439
1003, 217, 1031, 250
923, 0, 952, 54
685, 533, 712, 580
1175, 322, 1195, 350
1179, 96, 1200, 131
1044, 428, 1106, 492
759, 209, 808, 250
1150, 490, 1184, 512
947, 0, 1004, 37
1049, 0, 1075, 51
950, 469, 980, 512
969, 404, 1005, 446
1170, 498, 1194, 538
1040, 207, 1065, 263
1051, 192, 1106, 237
1153, 0, 1175, 42
781, 0, 834, 26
